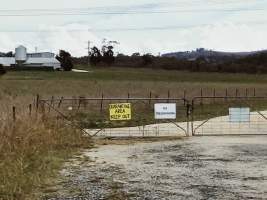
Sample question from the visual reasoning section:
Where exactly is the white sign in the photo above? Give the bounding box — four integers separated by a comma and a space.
229, 107, 250, 122
154, 103, 176, 119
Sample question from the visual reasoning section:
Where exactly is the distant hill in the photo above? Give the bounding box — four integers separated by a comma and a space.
162, 48, 267, 62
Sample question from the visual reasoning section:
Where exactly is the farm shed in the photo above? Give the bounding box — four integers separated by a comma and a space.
0, 45, 61, 70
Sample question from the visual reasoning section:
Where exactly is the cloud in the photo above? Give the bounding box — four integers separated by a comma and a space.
1, 21, 267, 56
36, 24, 101, 56
0, 0, 267, 55
200, 22, 267, 52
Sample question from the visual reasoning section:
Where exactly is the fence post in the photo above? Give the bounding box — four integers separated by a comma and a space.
72, 96, 76, 109
235, 88, 238, 97
245, 88, 248, 97
167, 90, 170, 103
225, 88, 228, 102
191, 100, 194, 136
200, 88, 203, 105
12, 106, 16, 122
49, 96, 54, 113
186, 103, 190, 137
78, 96, 82, 110
58, 97, 63, 108
213, 88, 216, 103
149, 91, 152, 105
100, 93, 104, 112
29, 104, 32, 116
127, 93, 130, 103
36, 94, 40, 111
183, 90, 186, 106
254, 88, 256, 96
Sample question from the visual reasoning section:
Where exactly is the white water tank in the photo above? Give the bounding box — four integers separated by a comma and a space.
15, 45, 27, 64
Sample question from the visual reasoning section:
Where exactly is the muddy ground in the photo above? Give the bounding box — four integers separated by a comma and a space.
45, 136, 267, 200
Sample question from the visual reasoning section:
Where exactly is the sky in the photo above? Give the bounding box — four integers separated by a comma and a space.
0, 0, 267, 56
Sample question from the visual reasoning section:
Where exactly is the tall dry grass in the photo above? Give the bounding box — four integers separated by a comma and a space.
0, 104, 92, 200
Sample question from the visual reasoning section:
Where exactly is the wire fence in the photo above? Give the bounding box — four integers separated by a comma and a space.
191, 96, 267, 136
38, 96, 190, 137
4, 92, 267, 138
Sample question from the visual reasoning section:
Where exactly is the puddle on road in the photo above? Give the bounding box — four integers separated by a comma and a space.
46, 136, 267, 200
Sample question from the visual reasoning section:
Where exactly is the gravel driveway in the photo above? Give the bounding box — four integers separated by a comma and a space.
45, 136, 267, 200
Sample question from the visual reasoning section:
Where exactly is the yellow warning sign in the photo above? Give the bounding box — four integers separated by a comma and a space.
109, 103, 131, 121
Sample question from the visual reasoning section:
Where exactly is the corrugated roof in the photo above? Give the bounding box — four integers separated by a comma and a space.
0, 57, 60, 68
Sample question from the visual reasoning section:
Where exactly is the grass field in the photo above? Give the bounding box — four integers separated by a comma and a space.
1, 66, 266, 129
2, 66, 267, 123
1, 67, 267, 105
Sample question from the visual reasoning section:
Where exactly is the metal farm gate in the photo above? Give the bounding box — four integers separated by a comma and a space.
191, 96, 267, 136
38, 97, 190, 137
37, 95, 267, 137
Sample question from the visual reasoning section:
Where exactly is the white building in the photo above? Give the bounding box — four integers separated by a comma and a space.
0, 45, 61, 70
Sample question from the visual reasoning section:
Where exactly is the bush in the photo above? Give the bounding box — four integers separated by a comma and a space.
0, 64, 6, 75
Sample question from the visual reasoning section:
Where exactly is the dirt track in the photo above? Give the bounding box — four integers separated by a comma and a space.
46, 136, 267, 200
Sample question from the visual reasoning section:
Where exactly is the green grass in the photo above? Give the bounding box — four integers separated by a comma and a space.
3, 67, 267, 83
1, 66, 267, 105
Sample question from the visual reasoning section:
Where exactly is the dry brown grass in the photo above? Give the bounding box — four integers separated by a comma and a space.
0, 106, 92, 200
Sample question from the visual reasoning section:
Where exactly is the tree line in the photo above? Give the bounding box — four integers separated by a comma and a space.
73, 50, 267, 74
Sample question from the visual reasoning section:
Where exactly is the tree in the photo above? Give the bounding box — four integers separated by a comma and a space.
90, 39, 118, 66
90, 46, 102, 66
56, 50, 73, 71
101, 39, 119, 66
0, 64, 6, 75
5, 52, 13, 57
102, 45, 115, 66
142, 53, 154, 66
132, 52, 141, 57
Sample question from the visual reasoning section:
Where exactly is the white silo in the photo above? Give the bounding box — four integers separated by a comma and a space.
15, 45, 27, 65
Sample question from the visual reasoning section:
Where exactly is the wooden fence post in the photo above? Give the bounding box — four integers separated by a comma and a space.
100, 93, 104, 112
48, 96, 54, 113
72, 96, 76, 109
12, 106, 16, 122
200, 88, 203, 105
183, 90, 186, 105
167, 90, 170, 103
127, 93, 130, 103
58, 97, 63, 108
78, 96, 82, 110
149, 91, 152, 105
36, 94, 40, 111
213, 88, 216, 103
29, 104, 32, 116
225, 88, 228, 102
